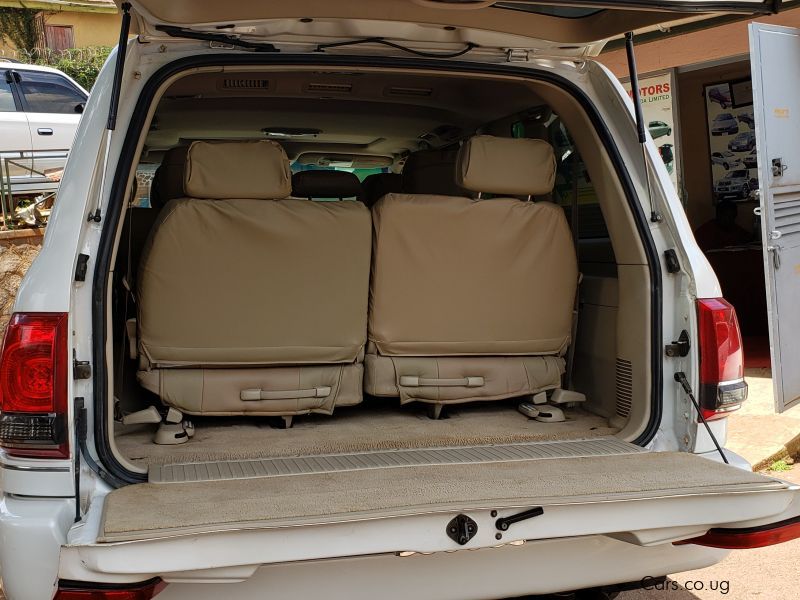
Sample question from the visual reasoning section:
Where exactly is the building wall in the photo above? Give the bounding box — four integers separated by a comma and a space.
596, 8, 800, 232
0, 9, 118, 58
599, 7, 800, 78
41, 11, 119, 48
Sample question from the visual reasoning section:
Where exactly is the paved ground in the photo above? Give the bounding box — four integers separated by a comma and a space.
619, 466, 800, 600
726, 368, 800, 471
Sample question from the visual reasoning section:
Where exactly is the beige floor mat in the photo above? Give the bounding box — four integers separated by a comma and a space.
114, 399, 618, 466
100, 452, 783, 542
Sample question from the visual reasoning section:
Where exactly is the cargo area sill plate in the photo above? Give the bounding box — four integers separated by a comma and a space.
149, 436, 643, 484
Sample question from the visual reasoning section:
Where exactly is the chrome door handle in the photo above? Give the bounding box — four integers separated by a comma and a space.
37, 128, 53, 136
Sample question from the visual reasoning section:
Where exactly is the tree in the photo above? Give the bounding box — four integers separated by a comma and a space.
0, 8, 41, 54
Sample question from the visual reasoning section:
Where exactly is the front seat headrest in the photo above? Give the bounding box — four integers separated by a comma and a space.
292, 170, 363, 200
362, 172, 402, 208
184, 140, 291, 200
402, 148, 464, 196
456, 135, 556, 197
150, 145, 189, 209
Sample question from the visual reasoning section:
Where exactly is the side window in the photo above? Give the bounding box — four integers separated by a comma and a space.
17, 71, 85, 114
549, 120, 609, 240
0, 73, 17, 112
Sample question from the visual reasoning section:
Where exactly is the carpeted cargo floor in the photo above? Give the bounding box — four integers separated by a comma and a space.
114, 399, 618, 467
100, 451, 781, 542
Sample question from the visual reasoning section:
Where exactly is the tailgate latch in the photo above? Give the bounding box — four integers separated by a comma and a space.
665, 330, 690, 358
446, 514, 478, 545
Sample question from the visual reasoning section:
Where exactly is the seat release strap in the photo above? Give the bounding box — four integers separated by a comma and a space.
240, 387, 332, 401
399, 376, 484, 388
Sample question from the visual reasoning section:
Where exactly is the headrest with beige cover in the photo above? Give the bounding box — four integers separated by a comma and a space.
184, 140, 291, 200
456, 135, 556, 197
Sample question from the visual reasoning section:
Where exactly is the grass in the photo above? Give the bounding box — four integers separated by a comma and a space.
767, 459, 793, 472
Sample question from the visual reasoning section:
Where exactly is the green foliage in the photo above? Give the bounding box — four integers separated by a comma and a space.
0, 8, 40, 53
15, 46, 112, 91
767, 459, 792, 472
37, 47, 113, 90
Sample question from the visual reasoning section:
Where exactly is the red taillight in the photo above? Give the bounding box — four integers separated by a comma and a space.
0, 312, 69, 459
55, 579, 166, 599
676, 516, 800, 549
696, 298, 747, 421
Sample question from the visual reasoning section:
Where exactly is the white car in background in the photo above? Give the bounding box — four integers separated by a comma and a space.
711, 150, 743, 170
0, 62, 88, 195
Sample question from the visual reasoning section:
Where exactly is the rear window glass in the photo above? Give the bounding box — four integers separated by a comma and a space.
291, 163, 388, 182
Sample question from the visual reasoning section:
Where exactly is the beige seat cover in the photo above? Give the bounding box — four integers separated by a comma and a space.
137, 140, 371, 416
366, 135, 576, 404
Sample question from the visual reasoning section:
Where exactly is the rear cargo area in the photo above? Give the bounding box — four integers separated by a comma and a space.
106, 64, 655, 496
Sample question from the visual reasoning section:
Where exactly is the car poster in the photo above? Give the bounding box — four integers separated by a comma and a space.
622, 70, 680, 193
705, 78, 757, 204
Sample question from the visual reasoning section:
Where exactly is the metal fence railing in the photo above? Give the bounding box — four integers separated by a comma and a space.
0, 149, 69, 230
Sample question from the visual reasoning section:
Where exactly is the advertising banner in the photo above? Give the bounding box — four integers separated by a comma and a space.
623, 71, 680, 192
704, 78, 757, 204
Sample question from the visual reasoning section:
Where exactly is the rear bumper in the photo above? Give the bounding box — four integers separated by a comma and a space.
0, 495, 74, 600
147, 535, 728, 600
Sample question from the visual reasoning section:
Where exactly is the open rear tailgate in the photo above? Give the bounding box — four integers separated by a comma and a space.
64, 439, 799, 580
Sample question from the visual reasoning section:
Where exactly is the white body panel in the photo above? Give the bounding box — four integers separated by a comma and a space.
0, 5, 796, 595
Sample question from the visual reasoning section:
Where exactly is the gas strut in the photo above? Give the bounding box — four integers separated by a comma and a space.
88, 2, 131, 223
624, 31, 660, 223
675, 372, 729, 464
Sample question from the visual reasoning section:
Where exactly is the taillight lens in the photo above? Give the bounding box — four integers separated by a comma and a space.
0, 312, 69, 458
675, 516, 800, 549
697, 298, 747, 421
55, 579, 166, 599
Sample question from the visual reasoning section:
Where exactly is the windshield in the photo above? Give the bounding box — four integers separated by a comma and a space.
715, 113, 734, 121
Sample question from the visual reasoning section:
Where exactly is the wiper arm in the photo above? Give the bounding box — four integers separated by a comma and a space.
156, 25, 280, 52
316, 37, 477, 59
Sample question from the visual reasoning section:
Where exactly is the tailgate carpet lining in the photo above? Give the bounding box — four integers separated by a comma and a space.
101, 451, 781, 542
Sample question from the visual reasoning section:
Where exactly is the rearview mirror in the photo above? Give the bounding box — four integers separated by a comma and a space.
75, 102, 85, 114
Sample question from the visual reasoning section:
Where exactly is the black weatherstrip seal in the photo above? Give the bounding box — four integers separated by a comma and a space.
92, 54, 663, 485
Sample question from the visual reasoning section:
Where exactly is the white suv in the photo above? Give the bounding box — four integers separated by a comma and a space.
1, 2, 799, 600
0, 62, 87, 196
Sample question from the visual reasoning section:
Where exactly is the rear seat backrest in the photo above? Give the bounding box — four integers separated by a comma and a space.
137, 140, 372, 417
366, 135, 577, 408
